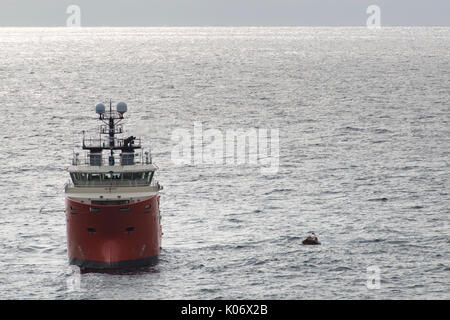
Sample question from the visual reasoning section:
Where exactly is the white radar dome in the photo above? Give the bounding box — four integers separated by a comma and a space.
117, 102, 127, 114
95, 103, 106, 114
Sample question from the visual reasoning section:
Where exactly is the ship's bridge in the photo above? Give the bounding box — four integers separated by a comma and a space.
67, 163, 158, 187
66, 100, 160, 188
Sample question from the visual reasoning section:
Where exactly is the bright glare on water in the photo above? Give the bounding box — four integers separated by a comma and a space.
0, 27, 448, 299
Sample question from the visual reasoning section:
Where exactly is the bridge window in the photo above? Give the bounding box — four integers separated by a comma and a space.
112, 172, 121, 179
147, 172, 154, 184
70, 171, 154, 186
103, 172, 112, 180
122, 172, 133, 180
88, 173, 101, 181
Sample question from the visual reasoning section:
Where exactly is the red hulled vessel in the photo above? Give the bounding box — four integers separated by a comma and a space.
64, 101, 162, 269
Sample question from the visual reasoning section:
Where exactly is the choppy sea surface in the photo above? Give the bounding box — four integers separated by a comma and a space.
0, 27, 448, 300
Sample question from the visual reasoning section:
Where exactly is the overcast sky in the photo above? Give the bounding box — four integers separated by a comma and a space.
0, 0, 449, 26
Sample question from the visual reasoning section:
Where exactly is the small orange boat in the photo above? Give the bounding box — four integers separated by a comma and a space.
303, 232, 320, 245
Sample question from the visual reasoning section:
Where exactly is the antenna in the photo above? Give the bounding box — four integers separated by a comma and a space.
108, 99, 115, 165
72, 117, 75, 163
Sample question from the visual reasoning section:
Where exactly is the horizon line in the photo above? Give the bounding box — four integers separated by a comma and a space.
0, 25, 449, 28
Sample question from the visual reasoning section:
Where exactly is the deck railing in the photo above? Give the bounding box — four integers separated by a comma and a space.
82, 136, 142, 149
71, 150, 152, 166
64, 179, 161, 190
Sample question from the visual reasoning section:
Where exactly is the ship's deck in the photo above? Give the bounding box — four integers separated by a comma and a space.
68, 163, 158, 173
65, 185, 160, 203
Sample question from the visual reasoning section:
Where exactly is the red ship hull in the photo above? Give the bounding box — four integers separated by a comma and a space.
65, 196, 162, 269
